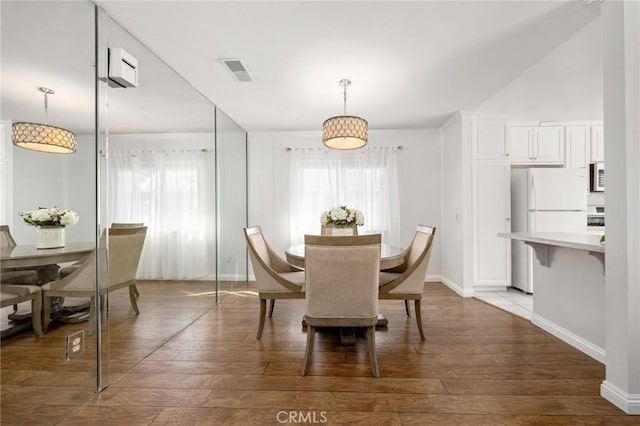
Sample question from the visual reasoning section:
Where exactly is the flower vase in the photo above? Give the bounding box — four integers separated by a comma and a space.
322, 224, 358, 236
37, 226, 65, 249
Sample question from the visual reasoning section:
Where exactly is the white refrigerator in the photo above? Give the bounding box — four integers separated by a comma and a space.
511, 168, 587, 293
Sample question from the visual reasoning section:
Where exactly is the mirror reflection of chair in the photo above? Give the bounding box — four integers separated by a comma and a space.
41, 226, 147, 334
244, 226, 305, 340
379, 225, 436, 341
1, 284, 43, 337
1, 225, 39, 285
302, 234, 381, 377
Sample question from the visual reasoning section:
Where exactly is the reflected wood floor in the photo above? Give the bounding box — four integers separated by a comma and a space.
2, 282, 632, 425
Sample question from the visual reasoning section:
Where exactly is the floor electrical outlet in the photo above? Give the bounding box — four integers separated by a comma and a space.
65, 330, 84, 361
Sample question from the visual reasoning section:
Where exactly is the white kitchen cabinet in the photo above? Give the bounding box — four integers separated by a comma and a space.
591, 125, 605, 162
472, 120, 509, 160
472, 160, 511, 288
564, 125, 590, 169
509, 126, 564, 165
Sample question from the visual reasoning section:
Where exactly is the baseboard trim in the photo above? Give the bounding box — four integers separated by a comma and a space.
531, 313, 606, 364
440, 276, 474, 297
473, 285, 508, 292
601, 380, 640, 415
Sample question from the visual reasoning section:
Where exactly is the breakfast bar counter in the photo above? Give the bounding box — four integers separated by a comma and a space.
499, 232, 606, 363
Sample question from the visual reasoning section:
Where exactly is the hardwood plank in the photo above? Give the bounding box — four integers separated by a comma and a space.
1, 281, 631, 424
59, 406, 163, 426
441, 378, 602, 396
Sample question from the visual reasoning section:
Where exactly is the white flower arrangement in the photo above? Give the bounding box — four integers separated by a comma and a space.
20, 207, 79, 228
320, 205, 364, 227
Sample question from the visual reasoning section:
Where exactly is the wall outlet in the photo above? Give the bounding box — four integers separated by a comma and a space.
65, 330, 84, 361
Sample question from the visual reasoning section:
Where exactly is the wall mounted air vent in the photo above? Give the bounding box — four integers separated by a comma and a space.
221, 58, 253, 82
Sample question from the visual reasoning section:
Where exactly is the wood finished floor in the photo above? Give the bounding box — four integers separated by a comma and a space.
1, 281, 632, 425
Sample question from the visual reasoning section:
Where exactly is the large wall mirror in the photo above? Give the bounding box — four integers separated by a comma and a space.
1, 2, 247, 420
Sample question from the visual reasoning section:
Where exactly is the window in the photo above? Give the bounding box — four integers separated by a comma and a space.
289, 147, 400, 246
109, 149, 215, 279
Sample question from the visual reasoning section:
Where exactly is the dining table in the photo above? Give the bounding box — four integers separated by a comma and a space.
285, 242, 406, 344
285, 243, 405, 270
1, 242, 95, 320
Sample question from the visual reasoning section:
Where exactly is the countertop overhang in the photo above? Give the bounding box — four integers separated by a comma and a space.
498, 232, 605, 253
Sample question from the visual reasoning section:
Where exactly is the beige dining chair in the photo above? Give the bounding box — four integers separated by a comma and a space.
1, 284, 43, 337
302, 234, 381, 377
244, 226, 305, 340
1, 225, 39, 285
379, 225, 436, 341
41, 226, 147, 334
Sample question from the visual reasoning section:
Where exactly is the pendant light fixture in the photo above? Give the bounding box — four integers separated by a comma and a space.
322, 79, 368, 150
12, 87, 76, 154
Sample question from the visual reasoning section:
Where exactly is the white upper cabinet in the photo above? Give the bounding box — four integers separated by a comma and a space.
564, 126, 590, 169
509, 125, 564, 165
591, 125, 605, 162
472, 120, 509, 160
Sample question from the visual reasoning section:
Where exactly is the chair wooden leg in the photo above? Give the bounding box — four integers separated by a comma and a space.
257, 298, 267, 340
415, 299, 425, 340
404, 300, 411, 317
301, 324, 315, 376
129, 284, 140, 314
366, 325, 380, 378
42, 295, 51, 333
31, 293, 43, 337
268, 299, 275, 317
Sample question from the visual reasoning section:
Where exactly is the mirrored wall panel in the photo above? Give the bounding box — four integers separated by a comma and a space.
216, 109, 248, 301
97, 8, 220, 388
1, 1, 98, 422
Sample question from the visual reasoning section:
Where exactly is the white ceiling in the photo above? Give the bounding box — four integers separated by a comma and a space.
1, 1, 600, 135
96, 0, 600, 132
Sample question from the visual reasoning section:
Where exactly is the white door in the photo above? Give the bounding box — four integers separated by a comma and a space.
473, 161, 511, 287
529, 168, 587, 211
529, 211, 588, 233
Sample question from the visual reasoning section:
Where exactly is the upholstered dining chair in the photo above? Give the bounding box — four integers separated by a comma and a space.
0, 284, 43, 337
302, 234, 381, 377
1, 225, 39, 285
59, 223, 146, 281
379, 225, 436, 341
244, 226, 305, 340
41, 226, 147, 334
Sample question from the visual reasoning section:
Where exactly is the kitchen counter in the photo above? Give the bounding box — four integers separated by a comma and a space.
500, 232, 605, 363
498, 232, 604, 253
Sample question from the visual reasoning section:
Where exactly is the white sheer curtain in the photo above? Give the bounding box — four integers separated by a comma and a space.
290, 146, 400, 246
108, 149, 215, 279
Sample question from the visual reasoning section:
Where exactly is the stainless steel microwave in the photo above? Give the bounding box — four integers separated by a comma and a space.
590, 162, 605, 192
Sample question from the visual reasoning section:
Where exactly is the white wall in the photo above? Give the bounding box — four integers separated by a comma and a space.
440, 115, 463, 290
600, 1, 640, 414
248, 129, 442, 279
477, 17, 603, 121
10, 133, 95, 245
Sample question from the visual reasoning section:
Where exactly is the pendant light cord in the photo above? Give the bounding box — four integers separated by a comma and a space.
343, 83, 347, 115
43, 92, 49, 124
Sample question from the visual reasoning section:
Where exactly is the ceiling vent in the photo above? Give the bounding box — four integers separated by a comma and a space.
221, 58, 253, 82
